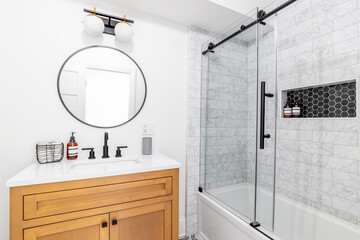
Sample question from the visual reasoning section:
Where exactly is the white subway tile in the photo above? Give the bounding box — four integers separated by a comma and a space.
333, 119, 360, 132
333, 196, 360, 215
333, 170, 360, 188
332, 0, 358, 19
295, 141, 333, 156
294, 119, 333, 131
333, 145, 360, 160
329, 157, 358, 173
313, 131, 358, 145
333, 64, 360, 79
332, 23, 358, 44
333, 9, 360, 31
279, 129, 313, 141
332, 182, 358, 201
333, 37, 360, 55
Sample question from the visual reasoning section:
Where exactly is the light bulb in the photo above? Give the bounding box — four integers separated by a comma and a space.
83, 15, 104, 37
114, 22, 134, 42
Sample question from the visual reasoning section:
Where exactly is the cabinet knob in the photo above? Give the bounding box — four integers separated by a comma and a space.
102, 222, 108, 228
112, 219, 118, 225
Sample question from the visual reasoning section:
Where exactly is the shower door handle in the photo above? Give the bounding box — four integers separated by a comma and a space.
260, 81, 273, 149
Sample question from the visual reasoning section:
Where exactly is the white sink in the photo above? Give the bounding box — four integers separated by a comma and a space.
68, 158, 142, 173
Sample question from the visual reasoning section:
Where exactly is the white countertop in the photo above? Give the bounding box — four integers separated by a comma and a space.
6, 153, 181, 187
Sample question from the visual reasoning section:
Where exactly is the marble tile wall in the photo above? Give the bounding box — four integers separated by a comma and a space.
275, 0, 360, 226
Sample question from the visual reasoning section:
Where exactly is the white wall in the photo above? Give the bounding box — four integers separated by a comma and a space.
0, 0, 188, 238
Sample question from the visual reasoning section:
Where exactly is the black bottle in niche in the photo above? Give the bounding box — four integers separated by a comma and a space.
292, 102, 301, 118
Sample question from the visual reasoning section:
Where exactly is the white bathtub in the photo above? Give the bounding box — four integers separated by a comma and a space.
198, 183, 360, 240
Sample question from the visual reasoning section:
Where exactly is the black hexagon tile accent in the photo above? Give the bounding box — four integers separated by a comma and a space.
286, 81, 356, 118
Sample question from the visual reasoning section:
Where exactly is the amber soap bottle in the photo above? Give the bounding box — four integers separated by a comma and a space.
67, 132, 78, 160
284, 102, 292, 118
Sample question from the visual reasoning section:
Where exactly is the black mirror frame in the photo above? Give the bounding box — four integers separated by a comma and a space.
57, 45, 147, 129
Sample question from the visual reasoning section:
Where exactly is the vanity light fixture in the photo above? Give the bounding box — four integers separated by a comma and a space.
83, 8, 135, 42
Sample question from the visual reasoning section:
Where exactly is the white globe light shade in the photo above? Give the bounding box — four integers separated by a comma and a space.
115, 22, 134, 42
83, 15, 104, 36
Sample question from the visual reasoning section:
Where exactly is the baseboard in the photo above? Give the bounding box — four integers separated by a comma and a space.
199, 232, 209, 240
179, 218, 186, 238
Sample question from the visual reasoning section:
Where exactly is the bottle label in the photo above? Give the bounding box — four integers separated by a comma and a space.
68, 146, 78, 156
284, 107, 292, 115
292, 107, 301, 115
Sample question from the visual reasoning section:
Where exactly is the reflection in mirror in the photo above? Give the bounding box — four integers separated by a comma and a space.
58, 46, 146, 128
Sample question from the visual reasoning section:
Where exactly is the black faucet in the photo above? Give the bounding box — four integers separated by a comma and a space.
102, 132, 109, 158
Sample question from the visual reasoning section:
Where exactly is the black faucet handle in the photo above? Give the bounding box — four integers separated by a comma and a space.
82, 148, 96, 159
115, 146, 128, 158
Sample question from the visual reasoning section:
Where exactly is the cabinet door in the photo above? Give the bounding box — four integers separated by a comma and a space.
24, 214, 109, 240
110, 201, 172, 240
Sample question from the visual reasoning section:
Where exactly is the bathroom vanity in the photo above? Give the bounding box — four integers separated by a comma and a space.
7, 154, 180, 240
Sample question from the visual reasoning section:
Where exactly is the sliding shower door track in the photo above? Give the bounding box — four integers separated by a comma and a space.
250, 222, 274, 240
202, 0, 297, 55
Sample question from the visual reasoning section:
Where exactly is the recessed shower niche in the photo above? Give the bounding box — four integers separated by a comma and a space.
281, 79, 357, 118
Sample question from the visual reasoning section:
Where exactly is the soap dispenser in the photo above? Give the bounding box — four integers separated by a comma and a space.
292, 102, 301, 118
283, 102, 292, 118
67, 132, 78, 160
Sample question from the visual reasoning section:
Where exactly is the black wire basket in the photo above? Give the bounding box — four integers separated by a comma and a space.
36, 142, 64, 164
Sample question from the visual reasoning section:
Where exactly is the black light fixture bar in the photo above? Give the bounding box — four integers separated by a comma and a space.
202, 0, 297, 55
83, 8, 134, 35
84, 9, 134, 23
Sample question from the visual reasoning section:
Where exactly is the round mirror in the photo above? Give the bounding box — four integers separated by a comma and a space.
58, 46, 147, 128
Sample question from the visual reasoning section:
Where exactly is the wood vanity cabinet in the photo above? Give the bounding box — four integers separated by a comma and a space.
10, 169, 179, 240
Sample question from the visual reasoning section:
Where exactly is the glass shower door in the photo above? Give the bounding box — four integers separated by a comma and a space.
199, 5, 280, 232
199, 8, 260, 223
255, 2, 278, 232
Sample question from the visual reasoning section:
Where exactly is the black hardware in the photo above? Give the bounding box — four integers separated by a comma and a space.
115, 146, 128, 158
250, 221, 261, 228
202, 42, 215, 55
260, 82, 273, 149
57, 46, 147, 129
202, 0, 297, 55
257, 10, 266, 18
82, 148, 96, 159
102, 222, 108, 228
250, 222, 274, 240
102, 132, 109, 158
112, 219, 118, 225
257, 10, 267, 25
83, 9, 134, 36
198, 187, 203, 193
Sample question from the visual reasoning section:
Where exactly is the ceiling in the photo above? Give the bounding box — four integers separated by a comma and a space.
100, 0, 247, 33
99, 0, 276, 42
209, 0, 275, 16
